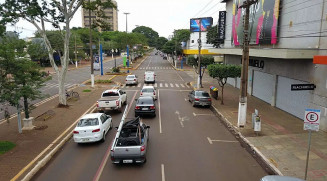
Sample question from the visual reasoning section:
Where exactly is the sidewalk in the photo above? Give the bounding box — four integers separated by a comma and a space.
192, 72, 327, 181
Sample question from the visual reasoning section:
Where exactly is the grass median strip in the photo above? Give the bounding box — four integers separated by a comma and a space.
0, 141, 16, 155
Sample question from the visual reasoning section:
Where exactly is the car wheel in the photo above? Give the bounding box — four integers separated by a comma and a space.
124, 99, 127, 105
153, 113, 156, 117
192, 101, 196, 107
118, 105, 122, 113
101, 132, 106, 142
110, 121, 113, 130
98, 110, 104, 113
135, 113, 138, 117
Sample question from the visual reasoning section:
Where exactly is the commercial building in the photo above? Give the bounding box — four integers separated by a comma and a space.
209, 0, 327, 131
81, 0, 118, 31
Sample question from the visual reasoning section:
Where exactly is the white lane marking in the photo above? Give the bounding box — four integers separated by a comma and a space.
165, 83, 168, 87
121, 85, 126, 88
170, 83, 174, 87
185, 84, 190, 88
137, 83, 141, 87
158, 90, 162, 134
160, 83, 163, 87
154, 83, 157, 87
175, 111, 189, 128
175, 84, 179, 88
180, 84, 185, 88
161, 164, 166, 181
184, 98, 188, 101
193, 113, 215, 116
207, 137, 238, 144
132, 85, 136, 88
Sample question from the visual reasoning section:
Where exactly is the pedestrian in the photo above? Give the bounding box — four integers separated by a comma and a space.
4, 107, 10, 123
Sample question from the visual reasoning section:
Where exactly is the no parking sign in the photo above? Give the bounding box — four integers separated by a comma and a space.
304, 109, 320, 131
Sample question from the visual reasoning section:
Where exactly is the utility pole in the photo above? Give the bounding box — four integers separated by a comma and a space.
237, 0, 257, 127
197, 18, 202, 89
124, 12, 130, 33
74, 35, 77, 67
88, 0, 94, 88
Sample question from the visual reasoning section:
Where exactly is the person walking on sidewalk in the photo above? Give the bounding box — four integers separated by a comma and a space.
4, 107, 10, 123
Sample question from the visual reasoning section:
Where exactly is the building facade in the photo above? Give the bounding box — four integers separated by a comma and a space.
210, 0, 327, 131
81, 0, 118, 31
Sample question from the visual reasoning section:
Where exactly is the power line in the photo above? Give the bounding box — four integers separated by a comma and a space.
192, 0, 216, 18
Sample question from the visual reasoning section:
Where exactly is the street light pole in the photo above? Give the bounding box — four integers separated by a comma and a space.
124, 12, 130, 33
237, 0, 258, 127
197, 18, 202, 89
88, 0, 94, 87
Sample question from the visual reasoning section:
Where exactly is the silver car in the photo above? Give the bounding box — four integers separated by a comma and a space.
188, 90, 212, 107
125, 75, 138, 85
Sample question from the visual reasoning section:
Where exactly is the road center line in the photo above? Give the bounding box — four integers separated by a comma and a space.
161, 164, 166, 181
207, 137, 238, 144
158, 90, 162, 134
92, 90, 138, 181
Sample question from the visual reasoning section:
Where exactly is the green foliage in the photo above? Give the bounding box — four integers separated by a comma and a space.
162, 40, 182, 55
208, 63, 241, 104
83, 89, 92, 92
112, 67, 120, 73
0, 33, 49, 118
156, 37, 168, 50
132, 26, 159, 47
187, 55, 214, 68
0, 141, 16, 155
206, 25, 222, 48
174, 29, 190, 42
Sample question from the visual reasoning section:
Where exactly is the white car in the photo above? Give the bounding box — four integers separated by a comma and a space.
125, 75, 138, 85
140, 86, 157, 100
73, 113, 113, 143
144, 70, 155, 83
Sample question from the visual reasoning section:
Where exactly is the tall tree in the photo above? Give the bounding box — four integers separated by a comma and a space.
206, 25, 222, 48
0, 0, 116, 106
0, 33, 49, 132
156, 37, 168, 50
208, 64, 241, 105
174, 29, 190, 43
132, 26, 159, 47
188, 55, 215, 86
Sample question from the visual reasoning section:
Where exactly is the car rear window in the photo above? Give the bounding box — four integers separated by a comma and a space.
102, 92, 119, 97
137, 98, 153, 104
195, 92, 210, 97
142, 88, 154, 92
127, 75, 135, 78
77, 118, 99, 127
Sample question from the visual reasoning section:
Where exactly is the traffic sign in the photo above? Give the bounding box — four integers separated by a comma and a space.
304, 109, 320, 131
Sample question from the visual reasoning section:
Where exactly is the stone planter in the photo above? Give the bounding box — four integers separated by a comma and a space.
22, 117, 35, 130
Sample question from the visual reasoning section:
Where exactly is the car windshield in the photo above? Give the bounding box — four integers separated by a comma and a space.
142, 88, 154, 92
102, 92, 119, 97
137, 98, 153, 104
195, 92, 210, 97
127, 75, 135, 78
77, 118, 99, 127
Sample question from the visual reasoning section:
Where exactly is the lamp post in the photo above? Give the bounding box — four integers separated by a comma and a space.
124, 12, 130, 33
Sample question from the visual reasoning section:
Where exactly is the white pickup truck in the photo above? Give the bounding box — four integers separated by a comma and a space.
97, 89, 127, 113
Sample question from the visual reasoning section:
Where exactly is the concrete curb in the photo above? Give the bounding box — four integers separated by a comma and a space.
20, 105, 97, 181
210, 105, 283, 176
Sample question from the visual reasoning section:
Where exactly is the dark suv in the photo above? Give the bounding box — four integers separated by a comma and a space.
135, 96, 156, 117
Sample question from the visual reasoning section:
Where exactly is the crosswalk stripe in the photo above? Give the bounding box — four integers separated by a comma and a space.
121, 85, 126, 88
175, 84, 179, 87
170, 83, 174, 87
165, 83, 168, 87
185, 84, 190, 88
180, 84, 185, 88
154, 83, 157, 87
160, 83, 163, 87
137, 83, 141, 87
132, 85, 136, 87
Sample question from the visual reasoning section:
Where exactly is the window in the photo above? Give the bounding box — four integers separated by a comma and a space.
102, 92, 119, 97
77, 118, 99, 127
142, 88, 154, 93
100, 114, 107, 123
195, 91, 210, 97
137, 97, 153, 104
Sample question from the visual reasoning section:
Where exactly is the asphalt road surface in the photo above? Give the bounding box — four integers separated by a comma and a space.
0, 57, 123, 121
33, 53, 268, 181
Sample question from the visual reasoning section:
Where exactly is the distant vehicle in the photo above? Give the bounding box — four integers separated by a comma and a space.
135, 96, 156, 117
125, 75, 138, 85
163, 55, 167, 60
144, 70, 156, 83
140, 86, 157, 100
260, 176, 305, 181
155, 52, 158, 55
97, 89, 127, 113
73, 113, 113, 143
110, 116, 150, 164
188, 90, 211, 107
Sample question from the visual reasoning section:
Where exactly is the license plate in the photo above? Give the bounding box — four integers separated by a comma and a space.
142, 108, 149, 110
123, 160, 133, 163
200, 103, 206, 106
82, 138, 89, 141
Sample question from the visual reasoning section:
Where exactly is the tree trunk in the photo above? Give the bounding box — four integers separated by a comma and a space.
23, 96, 29, 119
58, 73, 67, 105
221, 85, 224, 105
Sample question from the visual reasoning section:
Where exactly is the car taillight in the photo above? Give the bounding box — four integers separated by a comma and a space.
135, 106, 140, 110
96, 101, 99, 107
140, 145, 145, 152
73, 131, 79, 134
125, 79, 127, 81
140, 92, 143, 95
92, 129, 100, 133
195, 98, 200, 101
134, 79, 136, 81
116, 100, 119, 106
208, 98, 212, 101
150, 106, 155, 109
153, 92, 155, 95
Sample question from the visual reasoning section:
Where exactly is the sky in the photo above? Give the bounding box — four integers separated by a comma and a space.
4, 0, 226, 39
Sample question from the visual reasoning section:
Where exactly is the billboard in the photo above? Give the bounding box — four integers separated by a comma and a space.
218, 11, 227, 43
190, 17, 213, 32
232, 0, 280, 45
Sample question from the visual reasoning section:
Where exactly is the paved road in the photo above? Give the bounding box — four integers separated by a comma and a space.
0, 57, 123, 121
33, 53, 268, 181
